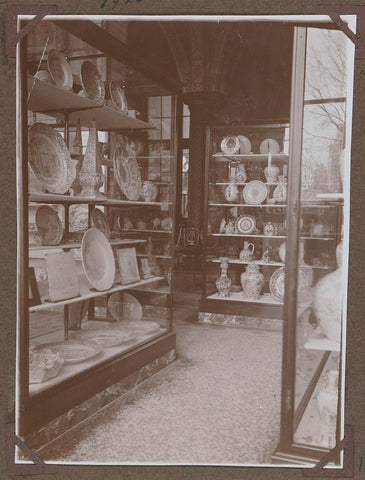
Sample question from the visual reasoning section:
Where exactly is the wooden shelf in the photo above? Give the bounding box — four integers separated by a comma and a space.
209, 259, 285, 267
207, 291, 284, 305
119, 229, 172, 234
210, 233, 286, 239
209, 202, 287, 208
29, 193, 172, 207
29, 276, 165, 312
211, 182, 287, 186
213, 153, 289, 162
29, 238, 146, 252
27, 76, 153, 131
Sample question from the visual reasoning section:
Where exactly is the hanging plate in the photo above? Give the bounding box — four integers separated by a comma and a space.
90, 208, 110, 239
81, 228, 115, 291
47, 49, 73, 90
242, 180, 268, 205
80, 61, 105, 104
32, 340, 102, 364
35, 205, 63, 246
28, 123, 77, 194
109, 80, 128, 113
113, 145, 142, 201
235, 215, 256, 235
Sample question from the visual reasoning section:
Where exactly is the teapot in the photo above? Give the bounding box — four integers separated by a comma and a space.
239, 241, 255, 263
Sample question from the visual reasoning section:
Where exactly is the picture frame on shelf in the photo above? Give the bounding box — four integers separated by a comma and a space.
28, 267, 41, 307
117, 247, 141, 285
45, 252, 81, 302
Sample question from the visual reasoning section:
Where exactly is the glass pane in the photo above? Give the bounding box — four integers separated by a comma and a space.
161, 117, 171, 139
148, 96, 161, 117
293, 27, 351, 449
183, 116, 190, 139
162, 95, 171, 117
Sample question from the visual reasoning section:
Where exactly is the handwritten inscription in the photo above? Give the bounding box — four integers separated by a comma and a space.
100, 0, 143, 8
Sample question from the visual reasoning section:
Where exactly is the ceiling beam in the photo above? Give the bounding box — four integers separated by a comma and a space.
52, 19, 183, 94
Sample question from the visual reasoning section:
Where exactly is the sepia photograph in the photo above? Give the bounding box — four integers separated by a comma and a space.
14, 12, 356, 469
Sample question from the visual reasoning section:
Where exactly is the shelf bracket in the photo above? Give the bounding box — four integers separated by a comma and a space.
6, 5, 58, 58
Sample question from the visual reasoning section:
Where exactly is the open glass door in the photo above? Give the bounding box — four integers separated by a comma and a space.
274, 22, 354, 465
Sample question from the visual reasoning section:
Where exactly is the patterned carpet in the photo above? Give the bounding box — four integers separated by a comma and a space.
39, 313, 282, 465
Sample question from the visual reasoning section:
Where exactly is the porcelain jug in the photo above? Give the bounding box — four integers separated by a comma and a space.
239, 241, 255, 262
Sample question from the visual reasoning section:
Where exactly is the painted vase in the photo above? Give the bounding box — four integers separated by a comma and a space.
239, 241, 255, 262
216, 257, 232, 297
224, 220, 235, 235
235, 164, 247, 183
316, 370, 339, 448
224, 182, 239, 202
142, 180, 158, 202
264, 164, 280, 184
313, 241, 343, 343
263, 221, 277, 236
240, 264, 264, 300
273, 175, 287, 203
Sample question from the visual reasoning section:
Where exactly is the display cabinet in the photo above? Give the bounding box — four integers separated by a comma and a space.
18, 19, 177, 439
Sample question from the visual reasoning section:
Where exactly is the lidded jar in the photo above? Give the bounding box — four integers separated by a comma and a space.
240, 264, 264, 300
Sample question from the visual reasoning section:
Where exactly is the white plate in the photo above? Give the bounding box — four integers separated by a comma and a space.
81, 228, 115, 291
238, 135, 251, 154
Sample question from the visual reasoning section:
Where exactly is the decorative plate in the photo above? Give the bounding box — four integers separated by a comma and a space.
238, 135, 251, 154
28, 123, 77, 194
113, 146, 142, 201
81, 228, 115, 291
142, 181, 158, 202
35, 205, 63, 245
80, 61, 105, 104
47, 49, 73, 90
108, 292, 143, 322
90, 208, 110, 239
109, 80, 128, 113
110, 320, 161, 336
71, 328, 136, 348
224, 183, 239, 202
259, 138, 281, 154
161, 217, 173, 231
32, 340, 102, 364
269, 267, 286, 302
221, 136, 240, 155
242, 180, 268, 205
236, 215, 256, 235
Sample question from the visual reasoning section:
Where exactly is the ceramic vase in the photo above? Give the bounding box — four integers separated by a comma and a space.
273, 175, 287, 203
235, 164, 247, 183
78, 121, 104, 198
240, 264, 264, 300
239, 241, 255, 262
224, 182, 239, 202
142, 180, 158, 202
313, 242, 343, 343
216, 257, 232, 297
224, 220, 235, 235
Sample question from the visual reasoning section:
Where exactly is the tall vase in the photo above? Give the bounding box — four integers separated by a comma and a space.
78, 121, 105, 198
216, 257, 232, 297
264, 152, 279, 183
273, 175, 287, 203
240, 264, 264, 300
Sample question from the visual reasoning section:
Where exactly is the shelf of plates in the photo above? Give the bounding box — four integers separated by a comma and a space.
200, 124, 340, 320
23, 24, 176, 407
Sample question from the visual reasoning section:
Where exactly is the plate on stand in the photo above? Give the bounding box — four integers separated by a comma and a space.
113, 145, 142, 201
235, 215, 256, 234
107, 292, 143, 322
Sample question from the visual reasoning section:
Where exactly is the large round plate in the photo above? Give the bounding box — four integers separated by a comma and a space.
35, 205, 63, 245
221, 136, 240, 155
109, 80, 128, 113
29, 123, 76, 194
113, 145, 142, 201
47, 49, 73, 90
110, 320, 161, 336
81, 228, 115, 291
269, 267, 286, 302
259, 138, 280, 154
238, 135, 251, 154
236, 215, 256, 234
80, 61, 105, 104
242, 180, 268, 205
90, 208, 110, 239
32, 340, 102, 364
71, 328, 136, 348
107, 292, 143, 322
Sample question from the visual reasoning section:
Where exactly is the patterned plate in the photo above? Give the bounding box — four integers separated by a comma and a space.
242, 180, 268, 205
80, 61, 105, 104
71, 328, 136, 348
35, 205, 63, 245
269, 267, 286, 302
109, 80, 128, 113
259, 138, 281, 154
221, 136, 240, 155
28, 123, 77, 194
235, 215, 256, 235
90, 208, 110, 239
32, 340, 102, 364
113, 146, 142, 201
